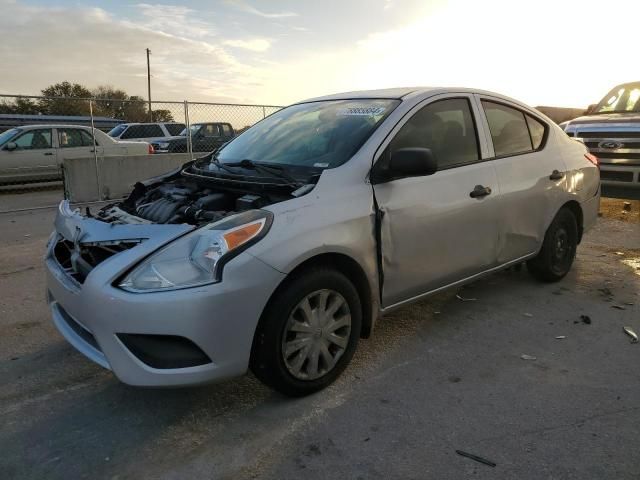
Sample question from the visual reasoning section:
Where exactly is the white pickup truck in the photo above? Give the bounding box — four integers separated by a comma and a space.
0, 124, 153, 185
560, 82, 640, 199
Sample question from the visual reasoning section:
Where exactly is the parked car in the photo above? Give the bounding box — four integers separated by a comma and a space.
46, 87, 599, 396
150, 122, 235, 153
108, 122, 186, 142
560, 81, 640, 199
0, 125, 153, 185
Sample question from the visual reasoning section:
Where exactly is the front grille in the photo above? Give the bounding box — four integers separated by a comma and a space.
585, 140, 640, 149
56, 302, 101, 351
576, 130, 640, 166
53, 238, 140, 284
599, 170, 634, 182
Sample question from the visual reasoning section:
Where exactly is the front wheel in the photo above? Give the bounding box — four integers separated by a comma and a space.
527, 208, 578, 282
250, 268, 362, 397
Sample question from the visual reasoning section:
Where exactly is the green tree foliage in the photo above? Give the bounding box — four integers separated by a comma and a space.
151, 109, 174, 122
0, 97, 40, 114
38, 81, 92, 116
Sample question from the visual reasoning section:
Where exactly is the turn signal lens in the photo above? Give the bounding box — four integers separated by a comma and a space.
585, 153, 599, 168
223, 221, 264, 250
148, 143, 154, 154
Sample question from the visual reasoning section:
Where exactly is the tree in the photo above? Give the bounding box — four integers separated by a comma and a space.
151, 109, 174, 122
0, 97, 40, 114
91, 85, 130, 119
38, 81, 92, 116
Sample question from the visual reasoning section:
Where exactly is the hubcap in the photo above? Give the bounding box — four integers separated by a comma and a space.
553, 228, 569, 262
282, 289, 351, 380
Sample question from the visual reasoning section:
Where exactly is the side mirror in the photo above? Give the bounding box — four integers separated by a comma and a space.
5, 142, 17, 151
389, 148, 437, 178
586, 104, 597, 115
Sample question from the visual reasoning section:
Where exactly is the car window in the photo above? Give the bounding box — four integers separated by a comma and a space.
221, 124, 232, 135
120, 124, 164, 139
390, 98, 480, 169
166, 124, 186, 136
202, 124, 221, 137
13, 129, 52, 150
58, 129, 94, 148
108, 124, 127, 137
481, 101, 533, 156
525, 115, 546, 150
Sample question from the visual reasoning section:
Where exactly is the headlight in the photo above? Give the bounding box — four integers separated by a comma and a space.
157, 142, 170, 149
118, 210, 272, 292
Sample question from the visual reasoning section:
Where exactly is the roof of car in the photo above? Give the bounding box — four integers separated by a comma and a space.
296, 86, 518, 103
11, 124, 99, 130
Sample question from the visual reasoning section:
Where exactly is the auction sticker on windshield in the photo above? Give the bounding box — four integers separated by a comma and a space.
338, 106, 386, 116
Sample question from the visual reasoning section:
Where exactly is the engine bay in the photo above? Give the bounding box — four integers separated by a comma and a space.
96, 177, 292, 226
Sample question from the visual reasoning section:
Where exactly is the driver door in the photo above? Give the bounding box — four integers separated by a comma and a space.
372, 95, 501, 307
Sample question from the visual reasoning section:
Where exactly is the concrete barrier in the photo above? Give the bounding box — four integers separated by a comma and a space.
63, 153, 191, 202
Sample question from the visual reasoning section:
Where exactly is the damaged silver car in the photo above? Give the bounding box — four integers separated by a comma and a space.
46, 87, 600, 396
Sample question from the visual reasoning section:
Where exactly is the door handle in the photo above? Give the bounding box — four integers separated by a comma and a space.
549, 169, 565, 180
89, 149, 96, 153
43, 152, 53, 156
469, 185, 492, 198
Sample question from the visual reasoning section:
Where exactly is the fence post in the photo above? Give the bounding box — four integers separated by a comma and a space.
262, 106, 266, 119
184, 100, 193, 161
88, 99, 103, 200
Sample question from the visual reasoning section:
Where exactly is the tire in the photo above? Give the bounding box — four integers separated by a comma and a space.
527, 208, 578, 282
250, 268, 362, 397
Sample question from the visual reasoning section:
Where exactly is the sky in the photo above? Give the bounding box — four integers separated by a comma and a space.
0, 0, 638, 108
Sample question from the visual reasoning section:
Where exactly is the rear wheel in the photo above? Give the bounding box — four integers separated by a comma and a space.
527, 208, 578, 282
250, 268, 361, 397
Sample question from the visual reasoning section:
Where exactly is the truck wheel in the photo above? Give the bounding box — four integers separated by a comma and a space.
250, 268, 362, 397
527, 208, 578, 282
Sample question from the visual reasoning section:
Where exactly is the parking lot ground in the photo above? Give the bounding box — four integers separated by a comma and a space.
0, 193, 639, 479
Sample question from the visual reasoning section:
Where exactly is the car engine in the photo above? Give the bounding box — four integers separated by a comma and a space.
96, 178, 281, 226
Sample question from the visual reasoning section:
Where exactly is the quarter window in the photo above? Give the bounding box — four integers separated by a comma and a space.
525, 115, 545, 150
13, 129, 52, 150
390, 98, 480, 169
481, 101, 532, 156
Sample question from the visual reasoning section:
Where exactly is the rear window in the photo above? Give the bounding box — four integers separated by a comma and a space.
166, 124, 186, 136
120, 124, 164, 139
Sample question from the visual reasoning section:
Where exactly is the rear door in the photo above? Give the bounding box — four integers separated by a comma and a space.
372, 95, 501, 307
0, 128, 57, 183
476, 96, 566, 263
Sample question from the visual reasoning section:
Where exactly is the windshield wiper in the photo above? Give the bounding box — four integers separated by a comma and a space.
210, 155, 242, 176
224, 159, 304, 187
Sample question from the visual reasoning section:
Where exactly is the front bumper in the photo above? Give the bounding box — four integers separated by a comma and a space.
46, 202, 285, 387
599, 164, 640, 200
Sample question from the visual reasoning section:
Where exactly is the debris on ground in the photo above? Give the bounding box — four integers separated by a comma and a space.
455, 450, 496, 467
615, 252, 625, 256
456, 294, 477, 302
521, 354, 537, 361
623, 326, 639, 344
580, 315, 592, 325
523, 313, 533, 318
623, 202, 632, 212
611, 305, 626, 310
556, 336, 566, 339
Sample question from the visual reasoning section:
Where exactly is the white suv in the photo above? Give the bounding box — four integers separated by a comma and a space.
108, 122, 186, 142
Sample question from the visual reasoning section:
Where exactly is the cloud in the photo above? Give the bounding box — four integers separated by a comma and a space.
227, 0, 298, 18
223, 38, 271, 52
0, 1, 269, 103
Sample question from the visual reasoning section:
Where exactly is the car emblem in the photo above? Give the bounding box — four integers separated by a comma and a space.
598, 140, 624, 149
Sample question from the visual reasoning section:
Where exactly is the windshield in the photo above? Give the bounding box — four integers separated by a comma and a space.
594, 84, 640, 114
216, 99, 399, 168
179, 125, 200, 136
0, 128, 20, 147
108, 124, 127, 137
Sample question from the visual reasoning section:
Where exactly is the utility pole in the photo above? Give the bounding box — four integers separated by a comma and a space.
146, 48, 152, 122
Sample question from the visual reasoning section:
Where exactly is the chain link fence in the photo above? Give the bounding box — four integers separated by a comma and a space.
0, 94, 281, 157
